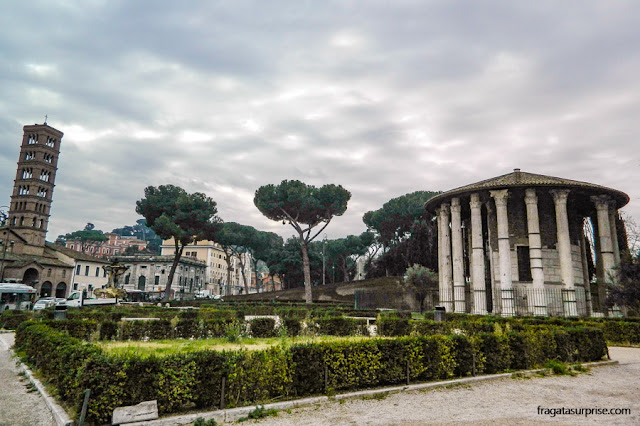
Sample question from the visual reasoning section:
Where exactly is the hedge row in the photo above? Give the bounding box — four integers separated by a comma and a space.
6, 308, 640, 345
376, 316, 640, 345
14, 323, 607, 424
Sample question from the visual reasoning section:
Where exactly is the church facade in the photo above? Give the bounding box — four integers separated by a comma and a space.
424, 169, 629, 317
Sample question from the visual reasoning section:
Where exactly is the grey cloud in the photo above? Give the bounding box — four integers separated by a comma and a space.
1, 1, 639, 242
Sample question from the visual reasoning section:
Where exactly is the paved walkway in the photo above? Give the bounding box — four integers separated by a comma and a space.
0, 333, 55, 426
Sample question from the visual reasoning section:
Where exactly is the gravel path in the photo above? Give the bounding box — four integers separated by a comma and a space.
0, 333, 55, 426
250, 347, 640, 426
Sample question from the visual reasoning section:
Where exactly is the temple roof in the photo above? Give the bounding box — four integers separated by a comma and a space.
425, 169, 629, 211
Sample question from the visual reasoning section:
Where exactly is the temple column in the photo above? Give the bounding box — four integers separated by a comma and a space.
592, 195, 618, 316
485, 201, 498, 314
608, 202, 621, 267
592, 196, 616, 284
437, 211, 443, 295
551, 189, 577, 316
451, 197, 466, 313
525, 189, 546, 316
579, 226, 593, 316
490, 189, 514, 316
470, 193, 487, 314
438, 203, 454, 312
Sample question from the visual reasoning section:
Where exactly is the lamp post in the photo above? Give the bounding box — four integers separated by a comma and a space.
0, 206, 13, 282
322, 234, 327, 286
0, 236, 15, 282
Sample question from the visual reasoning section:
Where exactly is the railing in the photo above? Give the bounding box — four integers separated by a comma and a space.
356, 286, 597, 317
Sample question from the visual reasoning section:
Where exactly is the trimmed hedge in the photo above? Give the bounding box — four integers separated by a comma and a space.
315, 317, 369, 336
249, 318, 276, 338
14, 322, 608, 424
377, 318, 411, 336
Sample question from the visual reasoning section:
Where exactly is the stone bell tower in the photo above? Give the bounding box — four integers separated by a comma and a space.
7, 122, 63, 253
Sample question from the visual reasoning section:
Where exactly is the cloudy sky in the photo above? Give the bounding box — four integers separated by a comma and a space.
1, 0, 639, 242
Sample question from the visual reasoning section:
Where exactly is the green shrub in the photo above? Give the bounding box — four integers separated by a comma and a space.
99, 321, 118, 340
13, 318, 610, 425
282, 318, 301, 336
176, 319, 200, 339
412, 320, 447, 336
476, 333, 511, 374
316, 317, 367, 336
147, 320, 173, 340
602, 321, 640, 345
249, 318, 276, 338
377, 310, 412, 320
225, 321, 245, 343
290, 344, 325, 396
202, 319, 232, 338
377, 318, 411, 337
0, 310, 31, 329
449, 335, 474, 377
120, 320, 148, 341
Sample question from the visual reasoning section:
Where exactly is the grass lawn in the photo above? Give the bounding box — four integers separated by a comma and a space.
97, 335, 382, 357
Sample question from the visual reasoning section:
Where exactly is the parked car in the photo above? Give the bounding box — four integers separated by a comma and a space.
33, 298, 56, 310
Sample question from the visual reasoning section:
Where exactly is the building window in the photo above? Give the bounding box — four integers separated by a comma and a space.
73, 283, 78, 290
22, 168, 33, 179
43, 153, 54, 163
103, 269, 106, 277
517, 246, 533, 282
28, 134, 38, 144
125, 274, 130, 284
46, 137, 56, 147
62, 270, 66, 278
18, 185, 30, 195
95, 267, 100, 277
25, 151, 36, 160
47, 268, 52, 277
155, 275, 160, 285
76, 264, 81, 275
85, 265, 90, 276
39, 170, 50, 182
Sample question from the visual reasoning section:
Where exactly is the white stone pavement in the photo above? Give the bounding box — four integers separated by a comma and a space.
0, 332, 56, 426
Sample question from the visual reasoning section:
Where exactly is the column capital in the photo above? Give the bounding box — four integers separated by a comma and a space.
437, 202, 450, 216
470, 193, 482, 210
591, 194, 611, 210
450, 197, 461, 213
550, 189, 570, 204
524, 188, 538, 205
490, 189, 509, 206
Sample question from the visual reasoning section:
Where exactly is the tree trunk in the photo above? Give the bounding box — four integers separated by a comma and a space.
300, 240, 313, 304
165, 241, 184, 302
252, 257, 260, 293
237, 253, 250, 295
220, 246, 233, 296
341, 257, 349, 282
